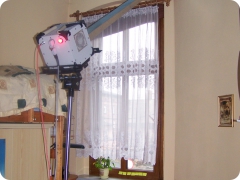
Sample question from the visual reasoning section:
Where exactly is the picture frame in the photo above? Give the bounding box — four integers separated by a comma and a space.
218, 94, 234, 127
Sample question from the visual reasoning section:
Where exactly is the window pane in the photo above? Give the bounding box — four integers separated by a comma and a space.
128, 75, 156, 164
129, 23, 155, 61
112, 159, 121, 169
100, 77, 122, 154
102, 76, 122, 121
128, 75, 155, 119
128, 159, 153, 171
102, 32, 123, 63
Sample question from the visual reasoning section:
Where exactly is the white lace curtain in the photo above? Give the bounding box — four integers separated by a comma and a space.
76, 5, 159, 165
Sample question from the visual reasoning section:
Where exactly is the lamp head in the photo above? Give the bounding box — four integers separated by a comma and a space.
36, 21, 93, 67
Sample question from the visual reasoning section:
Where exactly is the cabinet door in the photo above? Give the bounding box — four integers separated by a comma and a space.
0, 124, 53, 180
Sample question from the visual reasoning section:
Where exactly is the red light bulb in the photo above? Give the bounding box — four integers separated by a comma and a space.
58, 38, 63, 44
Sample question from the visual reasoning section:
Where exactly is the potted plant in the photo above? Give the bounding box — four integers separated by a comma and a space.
93, 157, 115, 179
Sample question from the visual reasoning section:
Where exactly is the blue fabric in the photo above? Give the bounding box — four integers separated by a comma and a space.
0, 139, 5, 178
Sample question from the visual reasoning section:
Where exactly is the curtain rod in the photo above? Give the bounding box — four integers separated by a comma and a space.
70, 0, 170, 21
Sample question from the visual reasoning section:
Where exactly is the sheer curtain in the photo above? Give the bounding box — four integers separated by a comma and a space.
76, 6, 159, 165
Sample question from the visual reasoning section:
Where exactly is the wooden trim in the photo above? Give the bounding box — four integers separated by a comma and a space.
157, 5, 164, 180
69, 0, 170, 21
0, 109, 64, 123
0, 123, 53, 129
55, 117, 64, 180
0, 109, 33, 123
33, 111, 63, 123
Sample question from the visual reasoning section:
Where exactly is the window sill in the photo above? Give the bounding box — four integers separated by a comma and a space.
77, 175, 136, 180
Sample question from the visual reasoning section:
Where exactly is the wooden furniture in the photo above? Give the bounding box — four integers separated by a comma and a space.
0, 110, 65, 180
0, 109, 63, 123
68, 174, 78, 180
0, 65, 68, 179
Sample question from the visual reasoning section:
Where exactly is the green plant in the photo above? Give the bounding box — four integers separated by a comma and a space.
93, 157, 115, 170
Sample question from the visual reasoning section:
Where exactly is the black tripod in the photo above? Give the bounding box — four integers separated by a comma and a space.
59, 69, 83, 180
42, 64, 85, 180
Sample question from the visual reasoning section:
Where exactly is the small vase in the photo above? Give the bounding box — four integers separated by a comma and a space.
99, 168, 109, 179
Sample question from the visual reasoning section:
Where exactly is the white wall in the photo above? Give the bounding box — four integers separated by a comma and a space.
175, 0, 240, 179
164, 1, 176, 180
0, 0, 68, 67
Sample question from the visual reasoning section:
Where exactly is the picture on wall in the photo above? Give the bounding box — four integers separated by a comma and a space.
218, 94, 234, 127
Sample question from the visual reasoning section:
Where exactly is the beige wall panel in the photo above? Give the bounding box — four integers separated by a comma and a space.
0, 0, 68, 68
69, 0, 123, 18
175, 0, 240, 179
164, 1, 175, 180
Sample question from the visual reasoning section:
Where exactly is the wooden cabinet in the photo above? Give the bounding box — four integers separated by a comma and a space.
0, 123, 53, 180
0, 110, 64, 180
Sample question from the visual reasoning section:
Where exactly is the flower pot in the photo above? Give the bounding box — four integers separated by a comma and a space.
99, 168, 109, 179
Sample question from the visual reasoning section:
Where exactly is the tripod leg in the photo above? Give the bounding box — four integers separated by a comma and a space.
64, 88, 74, 180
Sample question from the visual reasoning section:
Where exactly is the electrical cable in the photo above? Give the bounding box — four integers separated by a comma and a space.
35, 45, 51, 179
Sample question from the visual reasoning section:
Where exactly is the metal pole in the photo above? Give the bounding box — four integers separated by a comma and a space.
64, 88, 74, 180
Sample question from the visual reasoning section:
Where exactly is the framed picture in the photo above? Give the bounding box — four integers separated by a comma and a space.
218, 94, 234, 127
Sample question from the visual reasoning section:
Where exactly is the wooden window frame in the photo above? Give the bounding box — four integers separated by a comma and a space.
89, 4, 164, 180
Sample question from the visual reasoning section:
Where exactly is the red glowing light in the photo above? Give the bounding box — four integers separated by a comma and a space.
58, 38, 63, 44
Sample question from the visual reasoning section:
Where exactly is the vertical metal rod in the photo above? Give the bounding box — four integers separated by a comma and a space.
64, 88, 74, 180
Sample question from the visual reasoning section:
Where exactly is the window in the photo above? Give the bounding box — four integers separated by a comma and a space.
76, 4, 164, 180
